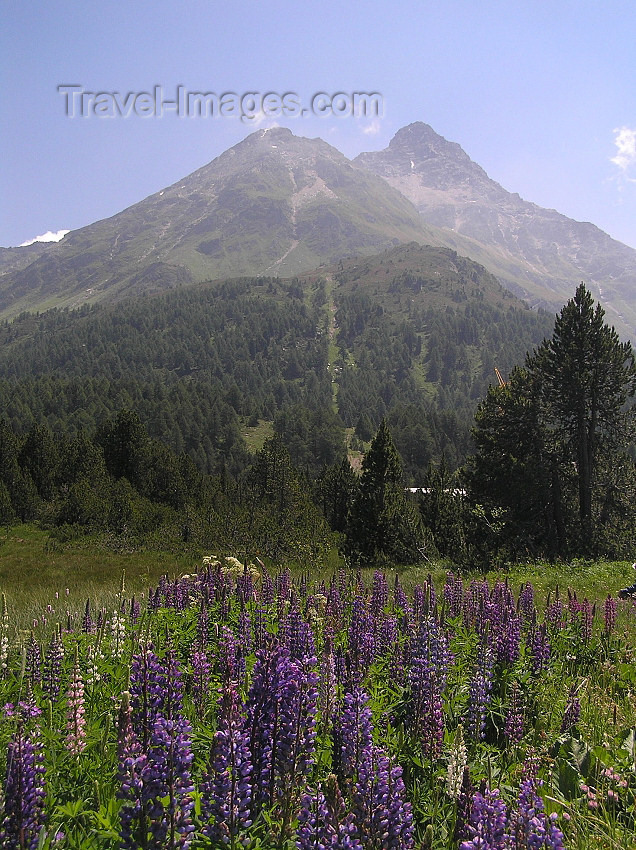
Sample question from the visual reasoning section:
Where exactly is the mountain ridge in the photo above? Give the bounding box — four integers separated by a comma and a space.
3, 123, 636, 339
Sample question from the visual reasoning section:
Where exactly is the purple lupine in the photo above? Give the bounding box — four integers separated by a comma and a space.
196, 601, 209, 648
117, 691, 147, 850
530, 623, 551, 675
504, 682, 524, 745
191, 647, 212, 720
201, 685, 253, 849
82, 598, 94, 634
370, 571, 389, 615
338, 687, 373, 786
142, 714, 195, 848
65, 648, 87, 756
42, 631, 64, 701
560, 685, 581, 733
497, 613, 521, 666
129, 596, 141, 625
217, 626, 243, 686
465, 637, 494, 742
130, 643, 169, 751
261, 569, 275, 605
393, 574, 410, 617
459, 787, 508, 850
443, 573, 464, 619
580, 598, 594, 643
604, 594, 617, 635
352, 745, 414, 850
281, 604, 315, 661
246, 644, 318, 827
454, 766, 474, 844
545, 587, 564, 629
347, 596, 375, 672
506, 778, 564, 849
406, 615, 451, 759
0, 718, 46, 850
296, 774, 362, 850
518, 583, 536, 627
238, 608, 253, 655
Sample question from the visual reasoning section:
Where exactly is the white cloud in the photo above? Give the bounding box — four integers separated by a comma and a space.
20, 229, 69, 247
611, 127, 636, 175
361, 118, 382, 136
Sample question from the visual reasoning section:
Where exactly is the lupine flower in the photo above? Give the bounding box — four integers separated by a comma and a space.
117, 691, 147, 850
143, 714, 195, 849
407, 615, 451, 758
465, 637, 494, 742
246, 643, 318, 828
338, 687, 373, 785
459, 787, 508, 850
530, 623, 551, 674
560, 685, 581, 733
352, 744, 414, 850
42, 631, 64, 700
65, 648, 87, 756
191, 647, 212, 720
110, 608, 126, 657
504, 683, 524, 745
580, 598, 594, 643
130, 643, 169, 751
506, 778, 564, 849
318, 640, 337, 732
0, 718, 46, 850
604, 594, 617, 635
0, 594, 9, 675
82, 598, 94, 634
201, 685, 253, 847
446, 725, 468, 800
296, 774, 362, 850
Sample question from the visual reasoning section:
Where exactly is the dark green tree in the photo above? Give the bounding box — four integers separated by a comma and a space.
467, 284, 636, 558
345, 420, 424, 565
531, 283, 636, 551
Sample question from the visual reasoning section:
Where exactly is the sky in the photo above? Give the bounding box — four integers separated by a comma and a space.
2, 1, 636, 250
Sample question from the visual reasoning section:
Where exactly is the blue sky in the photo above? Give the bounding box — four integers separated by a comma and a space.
2, 0, 636, 250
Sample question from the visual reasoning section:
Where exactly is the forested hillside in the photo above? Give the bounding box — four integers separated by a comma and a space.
0, 244, 553, 480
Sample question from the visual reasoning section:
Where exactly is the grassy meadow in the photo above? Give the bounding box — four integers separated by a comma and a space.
1, 524, 636, 847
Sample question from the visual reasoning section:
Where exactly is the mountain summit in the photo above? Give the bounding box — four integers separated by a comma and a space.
2, 123, 636, 338
355, 122, 636, 336
0, 128, 437, 315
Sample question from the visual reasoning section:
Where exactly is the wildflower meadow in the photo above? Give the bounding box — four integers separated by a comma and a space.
1, 557, 636, 849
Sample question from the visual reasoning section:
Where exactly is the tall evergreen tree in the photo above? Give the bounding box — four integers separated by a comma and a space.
531, 283, 636, 551
345, 420, 424, 565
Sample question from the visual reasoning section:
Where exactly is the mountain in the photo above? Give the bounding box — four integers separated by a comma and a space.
355, 122, 636, 337
3, 123, 636, 339
0, 128, 444, 317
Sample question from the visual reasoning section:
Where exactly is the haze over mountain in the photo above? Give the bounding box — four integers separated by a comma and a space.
2, 122, 636, 339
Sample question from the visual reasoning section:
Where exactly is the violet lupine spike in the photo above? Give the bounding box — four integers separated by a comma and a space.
352, 745, 414, 850
459, 787, 508, 850
560, 685, 581, 734
246, 644, 318, 820
117, 691, 148, 850
238, 607, 253, 655
407, 616, 451, 759
338, 687, 373, 786
0, 718, 46, 850
191, 647, 212, 721
504, 683, 524, 745
530, 623, 551, 675
296, 773, 362, 850
130, 643, 168, 752
217, 626, 242, 686
453, 766, 474, 844
370, 571, 389, 615
42, 632, 64, 701
518, 582, 536, 626
497, 614, 521, 666
200, 684, 253, 849
196, 600, 209, 649
465, 637, 494, 742
82, 598, 94, 634
604, 594, 617, 635
580, 598, 594, 643
506, 777, 565, 849
65, 648, 87, 756
142, 715, 195, 849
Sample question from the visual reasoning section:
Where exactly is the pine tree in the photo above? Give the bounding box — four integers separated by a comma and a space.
345, 420, 424, 565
